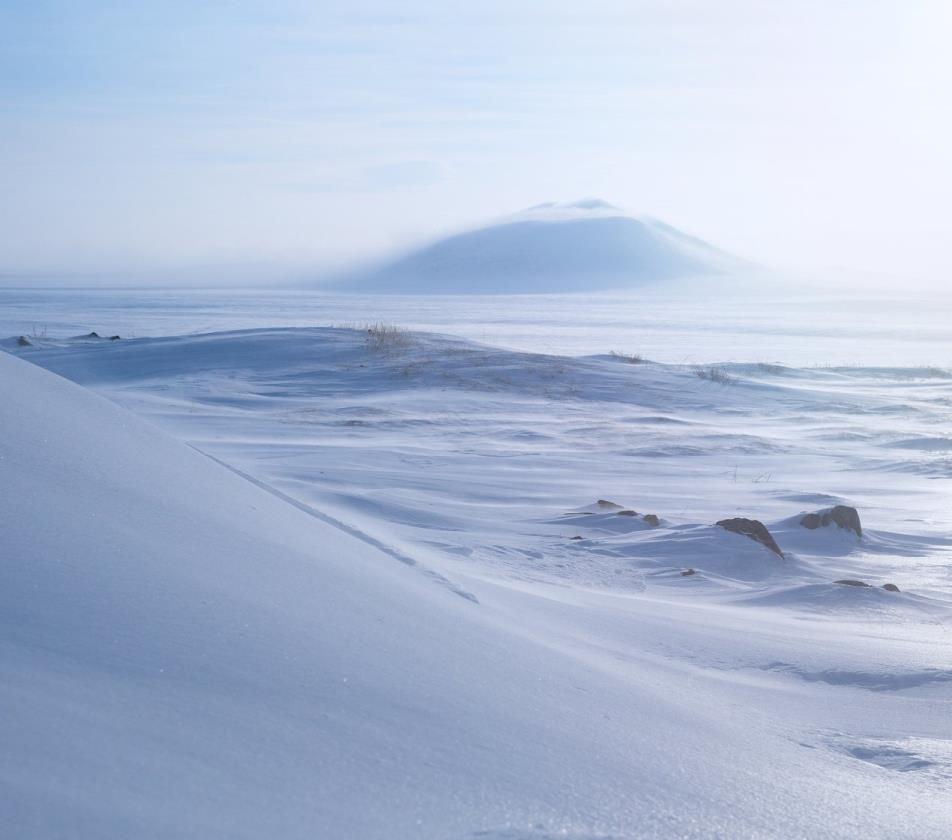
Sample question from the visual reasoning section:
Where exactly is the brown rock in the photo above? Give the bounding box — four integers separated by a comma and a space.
829, 506, 862, 537
799, 513, 822, 529
716, 518, 784, 557
834, 579, 869, 587
799, 505, 862, 538
617, 509, 638, 517
882, 583, 900, 592
643, 514, 660, 527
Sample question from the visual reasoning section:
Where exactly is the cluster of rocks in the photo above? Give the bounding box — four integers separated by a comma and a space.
568, 502, 661, 541
574, 501, 901, 591
588, 502, 864, 559
714, 507, 901, 591
586, 500, 661, 528
716, 505, 865, 560
800, 505, 862, 538
15, 331, 121, 347
614, 509, 661, 526
835, 579, 900, 592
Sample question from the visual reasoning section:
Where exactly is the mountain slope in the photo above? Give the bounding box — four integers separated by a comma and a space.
350, 200, 738, 293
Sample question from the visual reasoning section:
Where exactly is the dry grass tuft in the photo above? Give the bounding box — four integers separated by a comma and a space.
610, 351, 645, 364
694, 365, 736, 385
363, 322, 413, 351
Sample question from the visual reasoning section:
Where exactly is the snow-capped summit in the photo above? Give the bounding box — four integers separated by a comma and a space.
518, 198, 624, 219
349, 199, 740, 293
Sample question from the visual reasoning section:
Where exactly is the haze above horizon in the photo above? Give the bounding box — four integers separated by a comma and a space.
2, 1, 951, 284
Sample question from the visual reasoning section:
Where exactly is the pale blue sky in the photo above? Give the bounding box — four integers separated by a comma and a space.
2, 1, 950, 279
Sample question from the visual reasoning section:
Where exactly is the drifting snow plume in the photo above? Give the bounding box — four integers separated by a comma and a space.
347, 199, 742, 293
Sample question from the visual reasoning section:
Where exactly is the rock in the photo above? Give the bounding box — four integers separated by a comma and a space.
882, 583, 900, 592
716, 517, 784, 557
617, 509, 638, 517
834, 579, 870, 587
643, 514, 660, 527
86, 331, 100, 338
570, 535, 584, 541
799, 513, 822, 529
680, 568, 696, 576
799, 505, 862, 538
109, 335, 121, 341
829, 505, 862, 537
596, 499, 623, 509
16, 336, 31, 347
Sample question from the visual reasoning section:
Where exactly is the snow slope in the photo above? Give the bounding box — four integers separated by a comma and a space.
349, 200, 739, 293
3, 349, 706, 838
5, 330, 952, 838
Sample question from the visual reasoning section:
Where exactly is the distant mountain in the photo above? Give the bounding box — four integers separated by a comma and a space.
348, 199, 740, 293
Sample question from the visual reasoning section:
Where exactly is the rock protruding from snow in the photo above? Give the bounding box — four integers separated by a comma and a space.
800, 506, 863, 538
716, 517, 784, 557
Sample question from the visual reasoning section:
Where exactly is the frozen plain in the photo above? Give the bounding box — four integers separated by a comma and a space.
2, 287, 952, 838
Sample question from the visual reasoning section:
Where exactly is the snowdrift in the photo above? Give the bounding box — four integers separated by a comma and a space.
348, 199, 739, 293
4, 342, 952, 838
0, 351, 671, 837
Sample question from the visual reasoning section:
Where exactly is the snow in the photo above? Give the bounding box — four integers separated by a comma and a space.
4, 286, 951, 366
348, 200, 739, 293
510, 198, 628, 222
4, 310, 952, 837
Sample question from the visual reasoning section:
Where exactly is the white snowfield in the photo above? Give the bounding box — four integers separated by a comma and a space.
3, 330, 952, 839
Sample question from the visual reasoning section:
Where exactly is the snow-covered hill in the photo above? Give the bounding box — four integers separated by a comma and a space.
5, 330, 952, 838
348, 199, 740, 293
2, 349, 703, 838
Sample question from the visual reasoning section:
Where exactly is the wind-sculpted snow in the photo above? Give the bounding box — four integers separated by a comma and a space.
5, 329, 952, 837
